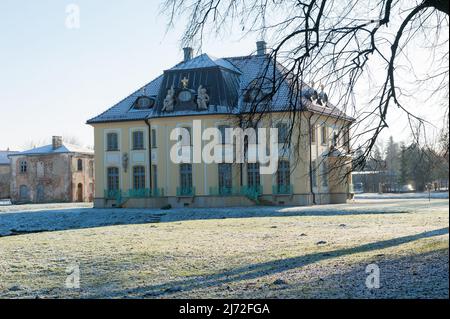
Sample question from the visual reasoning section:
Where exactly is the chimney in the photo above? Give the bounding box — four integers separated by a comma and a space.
183, 47, 194, 62
52, 136, 63, 150
256, 41, 267, 55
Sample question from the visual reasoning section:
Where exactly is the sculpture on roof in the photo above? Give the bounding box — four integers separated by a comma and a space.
162, 85, 175, 112
197, 85, 209, 110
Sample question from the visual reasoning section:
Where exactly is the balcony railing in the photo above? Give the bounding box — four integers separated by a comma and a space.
272, 184, 293, 195
176, 186, 196, 197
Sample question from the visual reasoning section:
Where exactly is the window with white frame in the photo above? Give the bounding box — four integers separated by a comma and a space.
132, 131, 144, 150
106, 132, 119, 151
133, 166, 146, 189
107, 167, 119, 191
321, 126, 327, 145
276, 122, 288, 144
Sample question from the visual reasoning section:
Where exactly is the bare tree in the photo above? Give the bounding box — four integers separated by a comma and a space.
162, 0, 449, 172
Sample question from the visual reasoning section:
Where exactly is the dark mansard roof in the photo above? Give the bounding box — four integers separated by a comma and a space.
87, 52, 353, 124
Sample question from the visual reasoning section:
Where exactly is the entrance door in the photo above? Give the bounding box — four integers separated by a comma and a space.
77, 183, 83, 202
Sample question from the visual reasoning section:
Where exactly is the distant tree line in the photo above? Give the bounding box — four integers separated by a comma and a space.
353, 128, 449, 192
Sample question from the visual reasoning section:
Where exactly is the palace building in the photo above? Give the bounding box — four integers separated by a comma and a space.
87, 42, 354, 208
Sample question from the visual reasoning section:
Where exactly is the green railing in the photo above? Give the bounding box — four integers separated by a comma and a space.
209, 185, 263, 201
104, 188, 164, 201
176, 186, 196, 197
272, 184, 293, 195
242, 185, 263, 200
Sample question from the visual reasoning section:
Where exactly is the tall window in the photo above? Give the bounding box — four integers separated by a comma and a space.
152, 165, 158, 189
321, 126, 327, 145
107, 167, 119, 191
132, 131, 144, 150
107, 133, 119, 151
151, 129, 157, 148
218, 125, 230, 145
88, 161, 94, 178
311, 125, 316, 144
332, 132, 339, 147
247, 163, 260, 188
218, 163, 232, 193
311, 160, 317, 188
133, 166, 146, 189
178, 127, 192, 146
321, 162, 329, 187
277, 160, 290, 190
276, 122, 288, 144
77, 159, 83, 171
20, 161, 27, 173
180, 164, 192, 189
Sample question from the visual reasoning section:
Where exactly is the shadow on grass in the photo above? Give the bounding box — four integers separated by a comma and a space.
92, 227, 448, 298
0, 204, 413, 237
282, 247, 449, 299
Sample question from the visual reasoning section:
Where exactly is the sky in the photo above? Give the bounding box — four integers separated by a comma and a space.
0, 0, 447, 151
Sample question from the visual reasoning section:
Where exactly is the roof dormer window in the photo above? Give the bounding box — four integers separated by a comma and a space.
134, 96, 155, 110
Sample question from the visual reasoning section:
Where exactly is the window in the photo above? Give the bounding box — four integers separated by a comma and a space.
218, 163, 232, 193
133, 166, 146, 190
311, 160, 317, 188
134, 96, 154, 109
178, 127, 191, 146
107, 133, 119, 151
107, 167, 119, 191
218, 125, 230, 145
151, 129, 157, 148
247, 163, 260, 188
180, 164, 192, 189
276, 122, 288, 144
321, 162, 329, 187
88, 161, 94, 178
132, 131, 144, 150
77, 159, 83, 171
152, 165, 158, 189
20, 161, 27, 173
321, 126, 327, 145
311, 125, 316, 144
277, 160, 290, 187
332, 132, 339, 147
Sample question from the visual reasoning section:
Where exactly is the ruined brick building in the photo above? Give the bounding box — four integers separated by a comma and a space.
8, 136, 94, 203
0, 150, 19, 198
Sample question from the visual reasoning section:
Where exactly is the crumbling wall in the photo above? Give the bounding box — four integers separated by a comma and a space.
10, 154, 72, 203
0, 165, 11, 198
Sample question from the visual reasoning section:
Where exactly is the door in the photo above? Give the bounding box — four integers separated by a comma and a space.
77, 183, 83, 202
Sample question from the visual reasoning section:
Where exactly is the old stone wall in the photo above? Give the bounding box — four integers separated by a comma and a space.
0, 165, 11, 198
10, 154, 72, 203
70, 155, 95, 202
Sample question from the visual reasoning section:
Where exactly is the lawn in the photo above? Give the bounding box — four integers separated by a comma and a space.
0, 198, 448, 298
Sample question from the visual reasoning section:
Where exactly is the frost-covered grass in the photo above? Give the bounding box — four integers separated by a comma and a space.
0, 199, 448, 299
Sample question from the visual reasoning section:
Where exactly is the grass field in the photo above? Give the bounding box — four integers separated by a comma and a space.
0, 198, 448, 298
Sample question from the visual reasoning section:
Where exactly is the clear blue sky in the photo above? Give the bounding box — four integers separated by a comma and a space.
0, 1, 446, 151
0, 0, 258, 150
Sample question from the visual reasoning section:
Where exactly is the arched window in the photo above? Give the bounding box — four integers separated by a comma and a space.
77, 159, 83, 171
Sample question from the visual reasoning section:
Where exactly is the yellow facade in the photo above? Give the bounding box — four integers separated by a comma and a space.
91, 111, 352, 208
